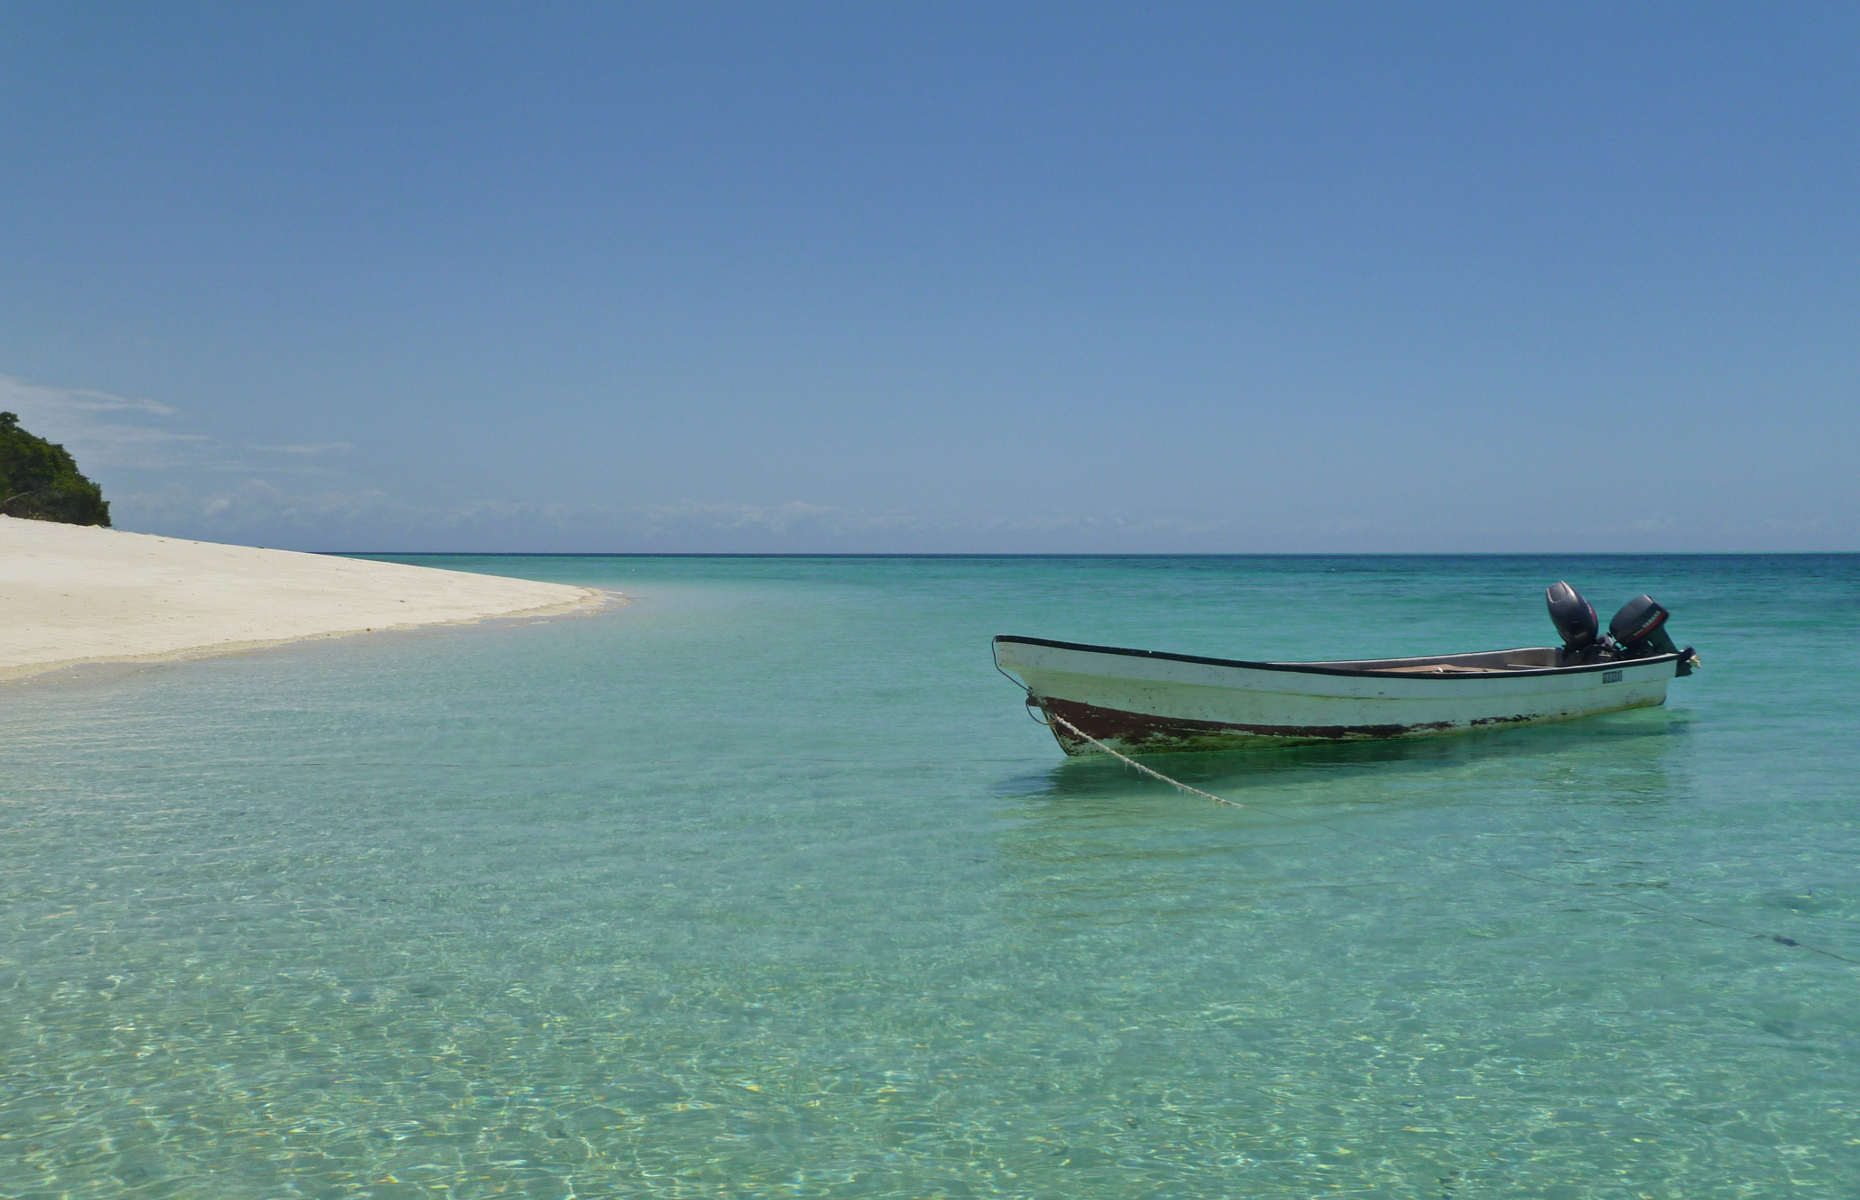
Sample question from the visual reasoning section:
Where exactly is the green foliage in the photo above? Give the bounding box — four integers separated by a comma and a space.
0, 411, 111, 526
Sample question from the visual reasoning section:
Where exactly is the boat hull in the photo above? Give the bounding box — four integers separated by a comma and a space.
994, 635, 1682, 756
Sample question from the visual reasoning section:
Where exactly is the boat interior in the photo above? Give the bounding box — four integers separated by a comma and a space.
1294, 647, 1565, 675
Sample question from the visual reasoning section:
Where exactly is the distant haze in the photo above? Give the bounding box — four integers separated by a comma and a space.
4, 5, 1854, 552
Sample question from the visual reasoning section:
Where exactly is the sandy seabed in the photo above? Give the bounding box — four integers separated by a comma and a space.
0, 516, 607, 683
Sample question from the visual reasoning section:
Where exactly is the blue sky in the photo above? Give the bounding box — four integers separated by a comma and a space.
4, 3, 1855, 552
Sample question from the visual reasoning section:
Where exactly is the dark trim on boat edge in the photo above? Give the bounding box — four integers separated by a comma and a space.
992, 634, 1683, 680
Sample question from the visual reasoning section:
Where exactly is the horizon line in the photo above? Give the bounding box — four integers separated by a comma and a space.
330, 549, 1860, 559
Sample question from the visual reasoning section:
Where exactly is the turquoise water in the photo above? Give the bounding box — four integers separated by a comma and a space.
4, 555, 1857, 1198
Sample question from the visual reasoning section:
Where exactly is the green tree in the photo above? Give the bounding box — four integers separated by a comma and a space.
0, 411, 111, 525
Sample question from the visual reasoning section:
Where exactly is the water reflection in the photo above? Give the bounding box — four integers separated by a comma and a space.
1010, 707, 1690, 814
986, 707, 1695, 956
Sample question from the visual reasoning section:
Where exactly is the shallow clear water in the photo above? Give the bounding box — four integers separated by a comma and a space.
4, 555, 1857, 1198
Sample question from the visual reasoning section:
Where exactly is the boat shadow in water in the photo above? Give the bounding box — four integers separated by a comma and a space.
1013, 706, 1694, 813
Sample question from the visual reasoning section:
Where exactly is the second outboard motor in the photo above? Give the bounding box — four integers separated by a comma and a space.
1546, 581, 1600, 661
1609, 594, 1681, 658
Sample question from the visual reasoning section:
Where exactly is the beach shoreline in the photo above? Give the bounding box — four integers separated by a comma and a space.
0, 516, 612, 684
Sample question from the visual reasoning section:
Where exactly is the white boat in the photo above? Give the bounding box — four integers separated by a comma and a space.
994, 582, 1698, 756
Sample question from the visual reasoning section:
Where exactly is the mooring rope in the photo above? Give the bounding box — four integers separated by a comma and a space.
1048, 712, 1246, 808
1042, 709, 1860, 967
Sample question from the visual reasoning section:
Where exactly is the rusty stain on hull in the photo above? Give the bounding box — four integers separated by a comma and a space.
1037, 695, 1456, 754
1035, 694, 1667, 755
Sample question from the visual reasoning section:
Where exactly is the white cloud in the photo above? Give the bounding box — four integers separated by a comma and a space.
638, 499, 930, 539
9, 370, 1271, 550
641, 499, 831, 533
2, 373, 384, 540
0, 378, 177, 418
253, 442, 354, 455
0, 374, 206, 469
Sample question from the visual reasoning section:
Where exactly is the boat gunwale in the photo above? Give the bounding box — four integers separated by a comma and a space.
992, 634, 1683, 681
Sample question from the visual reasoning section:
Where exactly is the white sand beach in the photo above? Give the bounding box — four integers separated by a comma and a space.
0, 516, 607, 683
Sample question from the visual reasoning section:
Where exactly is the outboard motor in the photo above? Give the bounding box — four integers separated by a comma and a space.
1609, 594, 1682, 659
1545, 584, 1697, 674
1546, 581, 1604, 663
